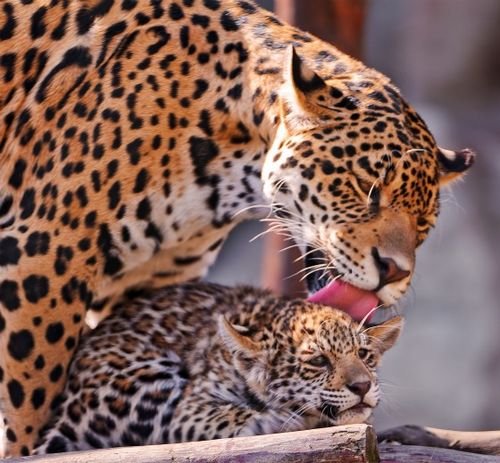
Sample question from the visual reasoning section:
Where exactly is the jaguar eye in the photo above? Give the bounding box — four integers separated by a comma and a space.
358, 348, 369, 360
368, 186, 380, 205
356, 177, 380, 206
307, 355, 330, 368
357, 177, 373, 195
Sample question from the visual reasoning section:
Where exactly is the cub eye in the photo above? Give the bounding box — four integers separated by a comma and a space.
416, 217, 433, 246
358, 348, 369, 360
416, 217, 431, 230
307, 355, 330, 368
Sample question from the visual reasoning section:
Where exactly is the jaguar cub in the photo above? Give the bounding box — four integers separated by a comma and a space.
34, 284, 402, 454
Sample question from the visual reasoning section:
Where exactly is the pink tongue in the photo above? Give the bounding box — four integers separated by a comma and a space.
307, 280, 379, 322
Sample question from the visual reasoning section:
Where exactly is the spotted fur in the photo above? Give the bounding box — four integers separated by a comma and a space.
0, 0, 473, 456
33, 283, 401, 454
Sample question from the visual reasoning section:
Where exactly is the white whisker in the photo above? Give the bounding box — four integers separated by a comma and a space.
285, 263, 325, 281
356, 304, 385, 333
233, 203, 272, 218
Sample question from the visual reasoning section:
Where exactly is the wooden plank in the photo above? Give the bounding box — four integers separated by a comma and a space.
379, 425, 500, 456
379, 443, 500, 463
13, 425, 378, 463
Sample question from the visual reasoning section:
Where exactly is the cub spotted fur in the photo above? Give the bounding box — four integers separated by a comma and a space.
34, 283, 402, 454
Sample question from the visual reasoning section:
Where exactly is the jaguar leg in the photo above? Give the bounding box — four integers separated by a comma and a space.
0, 229, 89, 457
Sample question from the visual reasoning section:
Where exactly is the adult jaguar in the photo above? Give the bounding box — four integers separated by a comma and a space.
0, 0, 473, 456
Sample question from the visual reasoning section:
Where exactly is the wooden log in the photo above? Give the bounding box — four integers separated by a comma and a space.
379, 424, 500, 456
12, 425, 378, 463
379, 443, 500, 463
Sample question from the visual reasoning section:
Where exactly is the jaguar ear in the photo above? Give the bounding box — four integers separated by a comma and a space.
281, 46, 327, 131
287, 45, 326, 96
218, 315, 261, 356
365, 316, 404, 354
438, 147, 476, 186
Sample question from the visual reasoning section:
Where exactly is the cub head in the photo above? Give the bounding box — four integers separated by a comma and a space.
262, 46, 474, 318
219, 303, 403, 426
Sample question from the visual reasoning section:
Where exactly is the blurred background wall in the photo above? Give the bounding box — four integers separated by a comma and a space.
208, 0, 500, 431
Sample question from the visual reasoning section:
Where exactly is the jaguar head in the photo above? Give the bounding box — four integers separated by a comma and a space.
219, 303, 403, 426
262, 47, 475, 320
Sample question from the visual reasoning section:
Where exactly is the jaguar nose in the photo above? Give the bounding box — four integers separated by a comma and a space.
372, 247, 410, 289
346, 381, 371, 398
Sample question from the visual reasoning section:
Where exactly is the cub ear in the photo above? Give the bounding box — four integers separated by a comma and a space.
218, 315, 261, 356
438, 147, 476, 186
366, 316, 404, 354
281, 46, 327, 131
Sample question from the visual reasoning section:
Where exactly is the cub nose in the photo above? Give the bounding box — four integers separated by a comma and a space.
347, 381, 371, 398
372, 247, 410, 288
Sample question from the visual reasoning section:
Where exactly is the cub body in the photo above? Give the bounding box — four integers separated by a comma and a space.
35, 283, 401, 454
